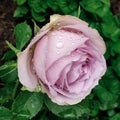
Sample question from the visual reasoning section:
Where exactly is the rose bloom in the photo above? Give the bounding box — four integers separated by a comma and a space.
18, 15, 106, 105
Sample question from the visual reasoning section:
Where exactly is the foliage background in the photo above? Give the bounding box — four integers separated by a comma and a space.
0, 0, 120, 120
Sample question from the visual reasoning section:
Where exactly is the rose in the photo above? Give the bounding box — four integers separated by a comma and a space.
18, 14, 106, 105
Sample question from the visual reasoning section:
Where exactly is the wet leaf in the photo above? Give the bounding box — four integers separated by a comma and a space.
14, 22, 32, 50
0, 106, 13, 120
12, 91, 44, 119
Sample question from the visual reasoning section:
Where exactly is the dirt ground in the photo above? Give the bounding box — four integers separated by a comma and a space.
0, 0, 16, 61
0, 0, 120, 63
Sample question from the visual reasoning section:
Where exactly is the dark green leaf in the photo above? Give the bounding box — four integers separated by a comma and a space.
89, 22, 101, 33
101, 20, 120, 41
94, 85, 114, 103
14, 5, 28, 18
46, 0, 58, 11
12, 91, 44, 119
0, 83, 16, 105
99, 68, 120, 102
6, 41, 20, 55
112, 56, 120, 76
0, 61, 17, 83
89, 100, 99, 117
31, 10, 46, 22
28, 0, 47, 13
14, 22, 32, 50
2, 50, 16, 61
112, 42, 120, 53
114, 15, 120, 27
32, 20, 40, 35
107, 110, 116, 117
57, 0, 77, 14
93, 74, 120, 110
0, 106, 13, 120
80, 0, 110, 18
16, 0, 27, 5
45, 95, 90, 119
110, 113, 120, 120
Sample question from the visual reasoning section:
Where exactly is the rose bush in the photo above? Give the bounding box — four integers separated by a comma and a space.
18, 15, 106, 105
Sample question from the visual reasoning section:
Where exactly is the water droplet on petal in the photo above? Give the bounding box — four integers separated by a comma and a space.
56, 41, 63, 49
57, 51, 60, 54
70, 37, 73, 41
59, 36, 62, 39
72, 42, 75, 45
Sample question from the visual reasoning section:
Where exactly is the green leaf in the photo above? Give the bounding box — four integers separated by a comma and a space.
101, 19, 120, 41
80, 0, 110, 18
0, 106, 13, 120
110, 113, 120, 120
107, 110, 116, 117
0, 61, 17, 83
101, 67, 120, 95
14, 5, 28, 18
89, 22, 101, 33
112, 56, 120, 76
112, 41, 120, 53
114, 15, 120, 27
2, 50, 16, 61
77, 6, 81, 18
45, 95, 90, 119
104, 40, 111, 59
16, 0, 27, 5
6, 41, 20, 55
94, 85, 114, 103
32, 19, 40, 35
94, 86, 116, 110
58, 0, 77, 14
12, 91, 44, 119
0, 82, 17, 105
46, 0, 58, 11
89, 100, 99, 117
28, 0, 47, 13
31, 10, 46, 22
14, 22, 32, 50
93, 74, 120, 110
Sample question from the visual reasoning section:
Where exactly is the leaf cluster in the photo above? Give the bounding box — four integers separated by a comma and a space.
13, 0, 79, 22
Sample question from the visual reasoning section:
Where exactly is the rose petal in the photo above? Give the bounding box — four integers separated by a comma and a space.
46, 52, 80, 85
17, 27, 49, 89
46, 30, 88, 69
18, 51, 37, 89
49, 15, 106, 54
67, 63, 82, 84
56, 63, 72, 89
33, 36, 48, 84
69, 81, 85, 94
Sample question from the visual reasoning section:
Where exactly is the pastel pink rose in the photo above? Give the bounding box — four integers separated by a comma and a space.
18, 15, 106, 105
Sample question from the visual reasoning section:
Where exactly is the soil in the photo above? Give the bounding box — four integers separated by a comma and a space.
111, 0, 120, 15
0, 0, 16, 62
0, 0, 120, 63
